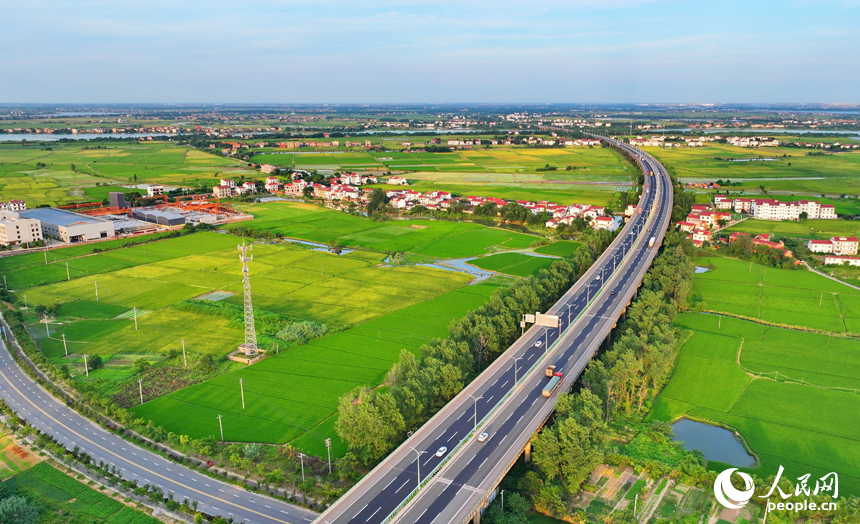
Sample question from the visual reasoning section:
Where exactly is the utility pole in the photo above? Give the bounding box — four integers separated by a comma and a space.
23, 295, 27, 310
138, 379, 144, 405
62, 333, 68, 356
501, 490, 504, 512
94, 280, 99, 302
299, 452, 306, 484
133, 307, 138, 330
45, 315, 50, 337
84, 354, 89, 377
325, 438, 332, 474
217, 415, 224, 441
44, 247, 47, 265
240, 378, 245, 409
66, 262, 70, 281
182, 340, 187, 368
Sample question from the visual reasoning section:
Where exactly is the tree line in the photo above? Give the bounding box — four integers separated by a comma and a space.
335, 228, 617, 469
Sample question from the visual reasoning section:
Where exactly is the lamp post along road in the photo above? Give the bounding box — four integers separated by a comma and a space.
409, 447, 427, 490
299, 452, 306, 484
467, 394, 483, 432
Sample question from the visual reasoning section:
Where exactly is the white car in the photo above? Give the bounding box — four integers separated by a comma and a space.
435, 446, 448, 457
595, 274, 601, 280
477, 432, 489, 443
534, 340, 543, 348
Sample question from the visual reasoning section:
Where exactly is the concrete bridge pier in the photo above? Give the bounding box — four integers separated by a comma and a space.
473, 508, 481, 524
523, 441, 532, 463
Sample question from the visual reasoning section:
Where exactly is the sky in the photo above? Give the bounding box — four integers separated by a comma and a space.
1, 0, 858, 104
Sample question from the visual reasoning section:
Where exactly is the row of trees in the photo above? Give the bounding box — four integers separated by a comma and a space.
524, 231, 695, 519
335, 228, 618, 467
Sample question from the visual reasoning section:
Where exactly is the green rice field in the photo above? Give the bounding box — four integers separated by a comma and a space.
0, 142, 250, 207
131, 279, 505, 456
6, 462, 160, 524
649, 312, 860, 495
24, 236, 472, 362
693, 256, 860, 332
230, 202, 539, 257
649, 143, 860, 195
469, 253, 558, 277
724, 219, 860, 240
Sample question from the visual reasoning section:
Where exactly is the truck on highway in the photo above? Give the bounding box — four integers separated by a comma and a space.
542, 371, 563, 397
649, 237, 656, 248
545, 365, 556, 377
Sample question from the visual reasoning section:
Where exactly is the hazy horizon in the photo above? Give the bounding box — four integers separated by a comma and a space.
2, 1, 859, 104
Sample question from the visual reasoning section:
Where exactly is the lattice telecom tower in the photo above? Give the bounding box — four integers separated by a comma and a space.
238, 241, 258, 356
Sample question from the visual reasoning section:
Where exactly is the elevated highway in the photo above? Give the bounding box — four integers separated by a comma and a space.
316, 136, 674, 524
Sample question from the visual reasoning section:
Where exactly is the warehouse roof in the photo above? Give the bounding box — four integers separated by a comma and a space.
20, 207, 109, 226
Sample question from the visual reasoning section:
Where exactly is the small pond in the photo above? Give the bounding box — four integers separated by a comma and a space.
694, 266, 710, 273
672, 418, 755, 467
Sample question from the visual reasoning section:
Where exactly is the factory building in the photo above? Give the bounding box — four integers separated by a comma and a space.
0, 211, 43, 246
19, 208, 115, 243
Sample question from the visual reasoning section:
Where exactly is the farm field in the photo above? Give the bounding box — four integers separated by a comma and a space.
0, 141, 251, 207
0, 434, 41, 480
534, 241, 581, 258
251, 146, 633, 178
230, 202, 539, 257
5, 461, 160, 524
24, 237, 472, 364
131, 279, 505, 456
724, 218, 860, 240
693, 256, 860, 332
649, 312, 860, 496
649, 143, 860, 195
469, 252, 558, 277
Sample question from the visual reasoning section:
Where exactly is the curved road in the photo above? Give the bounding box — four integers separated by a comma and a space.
0, 335, 318, 524
315, 137, 673, 524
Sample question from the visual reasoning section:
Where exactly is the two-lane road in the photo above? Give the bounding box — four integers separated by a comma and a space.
0, 336, 317, 524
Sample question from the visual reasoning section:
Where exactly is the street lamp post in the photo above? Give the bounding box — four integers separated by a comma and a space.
409, 447, 427, 490
510, 356, 524, 385
467, 394, 483, 432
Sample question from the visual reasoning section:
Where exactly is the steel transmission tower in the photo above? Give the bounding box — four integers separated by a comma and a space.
238, 241, 258, 356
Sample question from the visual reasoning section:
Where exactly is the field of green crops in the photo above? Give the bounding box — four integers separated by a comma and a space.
22, 234, 471, 364
469, 253, 558, 277
693, 256, 860, 332
0, 142, 251, 207
724, 219, 860, 240
649, 143, 860, 195
650, 312, 860, 495
6, 462, 160, 524
131, 279, 505, 456
651, 256, 860, 495
230, 202, 539, 257
534, 241, 581, 258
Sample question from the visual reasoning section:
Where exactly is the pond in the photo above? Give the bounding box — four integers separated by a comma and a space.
694, 266, 710, 273
672, 418, 755, 467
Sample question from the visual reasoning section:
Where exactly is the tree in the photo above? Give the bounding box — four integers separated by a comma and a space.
0, 495, 39, 524
302, 185, 314, 198
367, 187, 388, 214
335, 387, 405, 465
88, 354, 104, 371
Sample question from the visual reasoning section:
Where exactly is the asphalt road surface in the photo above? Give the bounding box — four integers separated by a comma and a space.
0, 337, 318, 524
316, 140, 673, 524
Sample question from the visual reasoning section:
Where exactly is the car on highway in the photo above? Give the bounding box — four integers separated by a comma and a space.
610, 289, 616, 295
595, 274, 600, 280
436, 446, 448, 457
534, 340, 543, 348
477, 432, 489, 443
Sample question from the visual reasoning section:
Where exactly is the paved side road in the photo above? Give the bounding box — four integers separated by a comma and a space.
0, 339, 317, 524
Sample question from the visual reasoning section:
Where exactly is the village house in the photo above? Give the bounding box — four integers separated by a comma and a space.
0, 200, 27, 212
806, 237, 858, 255
260, 164, 277, 174
387, 176, 409, 186
592, 216, 614, 231
824, 255, 860, 266
147, 184, 164, 197
265, 176, 281, 192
